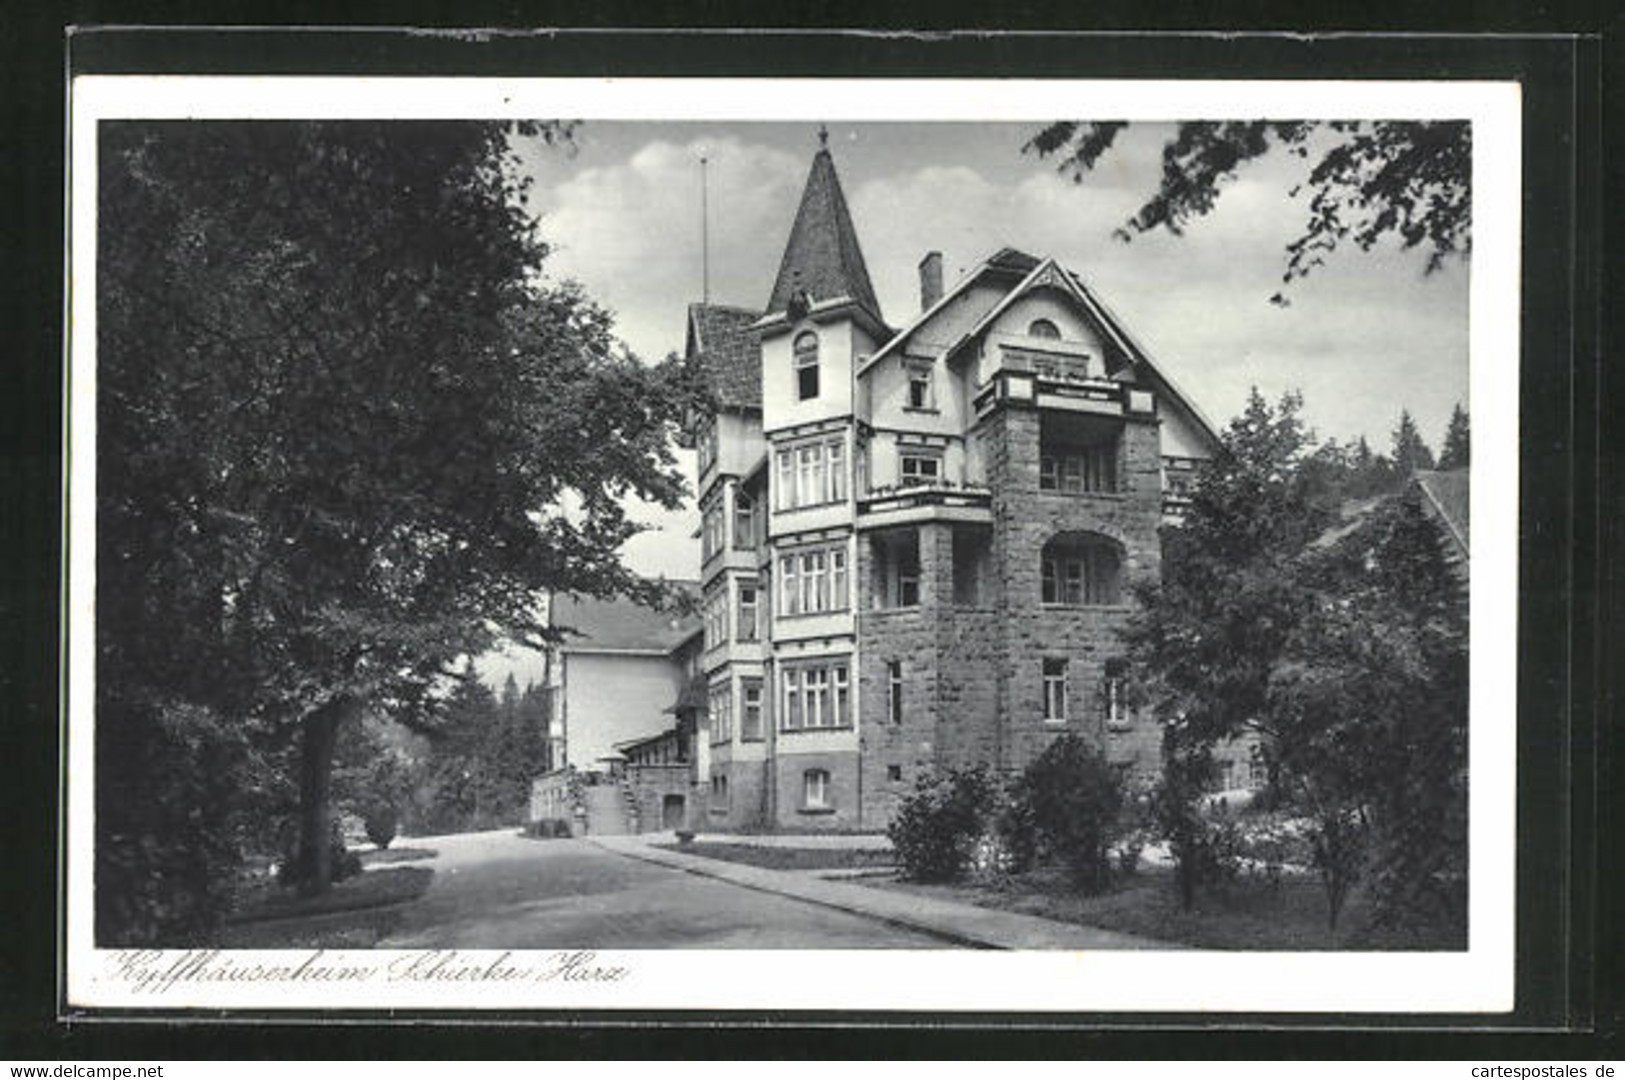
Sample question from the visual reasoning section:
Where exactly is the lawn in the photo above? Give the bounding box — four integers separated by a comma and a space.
213, 865, 435, 948
865, 865, 1466, 951
653, 841, 897, 872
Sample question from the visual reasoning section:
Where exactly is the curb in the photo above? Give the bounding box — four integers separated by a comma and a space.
589, 838, 1001, 950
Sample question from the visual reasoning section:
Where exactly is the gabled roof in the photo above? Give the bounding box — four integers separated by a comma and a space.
860, 246, 1221, 451
688, 303, 762, 409
765, 147, 883, 324
553, 582, 701, 655
1412, 469, 1469, 559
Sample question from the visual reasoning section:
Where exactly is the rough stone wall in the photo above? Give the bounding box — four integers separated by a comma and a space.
771, 748, 862, 831
624, 764, 691, 833
982, 405, 1167, 775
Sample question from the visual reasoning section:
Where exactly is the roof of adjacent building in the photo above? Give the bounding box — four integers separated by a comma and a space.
1412, 469, 1470, 557
765, 146, 883, 323
552, 582, 701, 655
688, 303, 763, 409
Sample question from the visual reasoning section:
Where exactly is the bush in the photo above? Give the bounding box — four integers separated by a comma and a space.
364, 803, 399, 850
95, 699, 284, 945
1151, 734, 1245, 909
1013, 735, 1125, 893
888, 765, 999, 883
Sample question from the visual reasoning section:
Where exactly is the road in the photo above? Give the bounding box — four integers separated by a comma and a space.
377, 830, 944, 949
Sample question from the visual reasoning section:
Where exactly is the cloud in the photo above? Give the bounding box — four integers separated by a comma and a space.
517, 126, 1471, 577
528, 135, 806, 362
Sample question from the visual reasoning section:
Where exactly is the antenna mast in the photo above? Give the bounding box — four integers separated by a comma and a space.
700, 155, 711, 305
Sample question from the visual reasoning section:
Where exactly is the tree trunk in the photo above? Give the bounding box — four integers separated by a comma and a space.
296, 694, 358, 896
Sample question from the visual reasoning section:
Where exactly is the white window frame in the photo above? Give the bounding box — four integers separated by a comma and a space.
780, 661, 851, 732
794, 332, 820, 401
733, 490, 756, 549
906, 363, 935, 410
803, 768, 831, 810
887, 660, 903, 724
741, 678, 764, 741
900, 452, 942, 486
737, 582, 758, 641
1043, 658, 1068, 721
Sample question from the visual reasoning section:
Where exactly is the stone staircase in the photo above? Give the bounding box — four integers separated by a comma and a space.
583, 782, 631, 836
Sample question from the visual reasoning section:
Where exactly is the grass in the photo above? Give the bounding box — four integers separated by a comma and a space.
360, 845, 438, 866
653, 841, 897, 872
225, 864, 438, 928
866, 865, 1466, 951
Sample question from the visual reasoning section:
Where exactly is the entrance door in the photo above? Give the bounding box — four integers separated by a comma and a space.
661, 794, 685, 830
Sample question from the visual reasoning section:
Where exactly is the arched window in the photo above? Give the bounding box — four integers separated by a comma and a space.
1028, 318, 1061, 340
803, 768, 831, 810
1040, 532, 1124, 606
794, 331, 820, 401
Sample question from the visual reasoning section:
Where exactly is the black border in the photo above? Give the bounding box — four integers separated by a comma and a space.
4, 21, 1611, 1058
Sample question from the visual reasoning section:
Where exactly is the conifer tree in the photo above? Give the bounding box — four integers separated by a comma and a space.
1437, 404, 1471, 470
1390, 409, 1437, 476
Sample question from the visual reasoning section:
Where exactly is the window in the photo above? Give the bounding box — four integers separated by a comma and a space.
697, 420, 718, 475
1103, 659, 1131, 731
708, 683, 732, 743
737, 583, 758, 641
1040, 444, 1118, 494
794, 331, 820, 400
887, 660, 903, 724
778, 544, 848, 616
777, 450, 796, 510
906, 364, 935, 410
701, 499, 725, 561
803, 769, 831, 810
741, 678, 764, 741
710, 773, 729, 809
898, 561, 920, 607
781, 662, 852, 731
887, 765, 903, 782
775, 437, 846, 510
1043, 658, 1068, 721
1041, 534, 1123, 605
1028, 318, 1061, 340
733, 491, 756, 549
703, 589, 729, 649
899, 453, 942, 486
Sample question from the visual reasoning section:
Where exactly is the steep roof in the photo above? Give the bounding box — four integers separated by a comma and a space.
765, 147, 883, 323
688, 303, 762, 409
1412, 469, 1470, 558
553, 582, 701, 655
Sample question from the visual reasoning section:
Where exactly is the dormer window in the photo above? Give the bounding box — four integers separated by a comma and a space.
794, 331, 820, 401
1028, 318, 1061, 340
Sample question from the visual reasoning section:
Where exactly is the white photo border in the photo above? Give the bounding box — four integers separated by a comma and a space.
64, 75, 1521, 1014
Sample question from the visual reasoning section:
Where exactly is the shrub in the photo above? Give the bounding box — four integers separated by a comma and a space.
888, 765, 999, 883
1013, 735, 1125, 893
364, 803, 399, 850
95, 699, 281, 945
1150, 733, 1245, 909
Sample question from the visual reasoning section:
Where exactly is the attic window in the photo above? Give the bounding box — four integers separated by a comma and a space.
794, 332, 820, 401
1028, 318, 1061, 340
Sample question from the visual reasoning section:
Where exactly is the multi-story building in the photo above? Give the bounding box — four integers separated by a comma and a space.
685, 136, 1224, 833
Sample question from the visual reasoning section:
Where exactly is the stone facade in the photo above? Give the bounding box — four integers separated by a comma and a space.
682, 143, 1224, 834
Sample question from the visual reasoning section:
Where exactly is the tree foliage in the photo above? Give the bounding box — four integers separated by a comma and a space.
1012, 735, 1124, 893
96, 120, 699, 937
1438, 404, 1471, 471
1024, 120, 1471, 301
1126, 387, 1468, 930
1390, 408, 1437, 476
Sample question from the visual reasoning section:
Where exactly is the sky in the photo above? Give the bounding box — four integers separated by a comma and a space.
507, 121, 1470, 582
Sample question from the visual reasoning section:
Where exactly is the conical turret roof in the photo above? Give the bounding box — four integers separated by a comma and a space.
766, 144, 883, 323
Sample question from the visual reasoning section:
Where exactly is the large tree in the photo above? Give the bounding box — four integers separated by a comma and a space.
97, 120, 700, 934
1024, 120, 1471, 302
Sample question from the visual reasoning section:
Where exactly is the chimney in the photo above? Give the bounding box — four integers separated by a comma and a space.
918, 251, 943, 311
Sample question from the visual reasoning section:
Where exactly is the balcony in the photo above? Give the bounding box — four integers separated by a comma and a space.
856, 479, 993, 530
